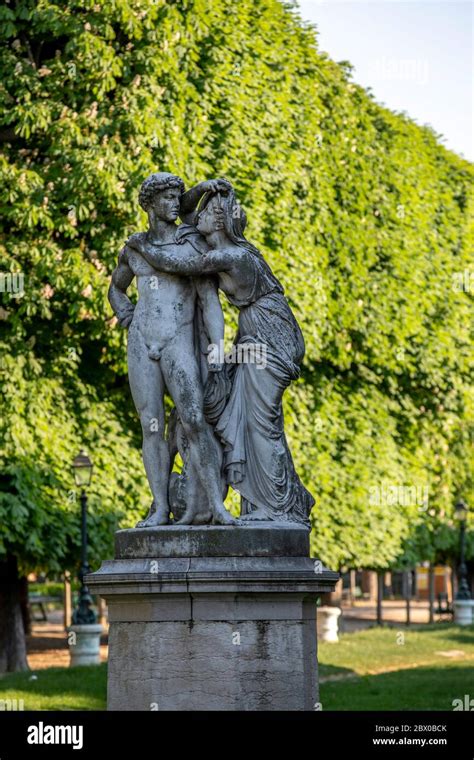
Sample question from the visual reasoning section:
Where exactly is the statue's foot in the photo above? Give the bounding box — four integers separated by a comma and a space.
211, 504, 238, 526
192, 510, 212, 525
136, 502, 169, 528
241, 508, 269, 521
136, 513, 169, 527
176, 505, 197, 525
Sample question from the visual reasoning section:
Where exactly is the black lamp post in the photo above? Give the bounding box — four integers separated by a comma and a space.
71, 451, 97, 624
455, 499, 471, 601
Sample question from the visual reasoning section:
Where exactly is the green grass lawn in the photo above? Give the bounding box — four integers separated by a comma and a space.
319, 623, 474, 710
0, 664, 107, 710
0, 624, 472, 710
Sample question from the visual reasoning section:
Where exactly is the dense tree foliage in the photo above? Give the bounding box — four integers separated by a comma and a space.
0, 0, 472, 598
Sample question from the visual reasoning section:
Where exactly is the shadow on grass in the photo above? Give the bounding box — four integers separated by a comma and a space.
435, 625, 474, 647
319, 663, 358, 681
321, 662, 474, 711
399, 622, 474, 648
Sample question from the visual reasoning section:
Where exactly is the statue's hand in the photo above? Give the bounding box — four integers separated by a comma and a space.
117, 305, 135, 328
203, 178, 232, 195
126, 232, 146, 252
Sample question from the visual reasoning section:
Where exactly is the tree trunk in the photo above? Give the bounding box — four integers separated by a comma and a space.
361, 570, 378, 602
64, 571, 72, 630
19, 575, 31, 635
428, 564, 435, 624
376, 571, 383, 625
0, 555, 29, 673
349, 569, 356, 606
404, 570, 411, 627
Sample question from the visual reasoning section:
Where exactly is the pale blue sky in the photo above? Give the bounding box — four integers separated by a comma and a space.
296, 0, 473, 161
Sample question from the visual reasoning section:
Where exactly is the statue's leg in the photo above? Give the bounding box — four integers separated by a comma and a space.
160, 335, 236, 526
127, 324, 170, 526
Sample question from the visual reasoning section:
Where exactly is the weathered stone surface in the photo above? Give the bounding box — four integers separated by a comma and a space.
87, 525, 338, 710
89, 555, 335, 595
67, 624, 103, 667
107, 608, 317, 711
115, 522, 309, 559
317, 606, 342, 643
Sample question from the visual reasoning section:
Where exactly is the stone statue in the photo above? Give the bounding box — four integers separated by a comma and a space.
108, 172, 235, 526
95, 178, 334, 711
114, 175, 314, 527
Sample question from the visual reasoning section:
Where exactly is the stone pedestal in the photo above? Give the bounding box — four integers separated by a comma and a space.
86, 523, 338, 711
68, 624, 103, 666
454, 599, 474, 626
317, 606, 342, 642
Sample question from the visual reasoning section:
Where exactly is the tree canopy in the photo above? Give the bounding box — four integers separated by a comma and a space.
0, 0, 472, 576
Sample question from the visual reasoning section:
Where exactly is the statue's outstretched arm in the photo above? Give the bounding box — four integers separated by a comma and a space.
134, 239, 233, 276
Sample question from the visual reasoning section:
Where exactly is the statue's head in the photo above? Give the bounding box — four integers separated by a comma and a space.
196, 188, 247, 241
138, 172, 185, 222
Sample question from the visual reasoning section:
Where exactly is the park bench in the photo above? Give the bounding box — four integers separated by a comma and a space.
28, 593, 62, 622
435, 592, 453, 621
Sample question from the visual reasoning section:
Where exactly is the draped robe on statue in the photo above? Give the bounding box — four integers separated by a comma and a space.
204, 245, 314, 527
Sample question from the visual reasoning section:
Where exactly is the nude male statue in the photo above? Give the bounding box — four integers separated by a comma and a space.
108, 172, 235, 526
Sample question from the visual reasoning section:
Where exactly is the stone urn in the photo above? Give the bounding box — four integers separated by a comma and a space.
317, 605, 342, 642
454, 599, 474, 626
67, 623, 103, 667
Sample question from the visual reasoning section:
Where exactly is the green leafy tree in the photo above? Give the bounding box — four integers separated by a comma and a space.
0, 0, 472, 670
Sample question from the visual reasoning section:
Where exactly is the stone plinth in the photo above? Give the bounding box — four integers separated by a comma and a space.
86, 523, 338, 711
317, 606, 342, 642
68, 624, 103, 667
454, 599, 474, 626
